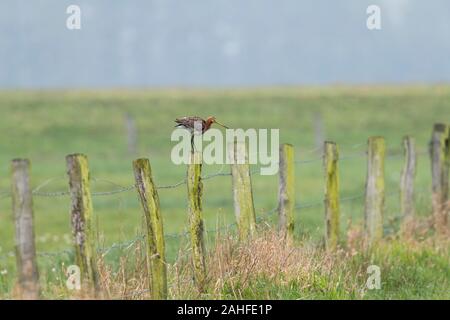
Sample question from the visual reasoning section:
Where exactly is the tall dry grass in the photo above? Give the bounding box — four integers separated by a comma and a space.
50, 216, 449, 300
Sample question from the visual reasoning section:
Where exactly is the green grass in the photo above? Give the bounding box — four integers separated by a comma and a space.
0, 86, 449, 299
214, 241, 450, 300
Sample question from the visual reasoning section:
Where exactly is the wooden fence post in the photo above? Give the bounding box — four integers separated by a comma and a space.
323, 142, 340, 250
400, 136, 417, 218
133, 158, 167, 299
66, 154, 98, 291
430, 123, 450, 233
364, 137, 386, 246
187, 152, 207, 293
229, 141, 256, 241
11, 159, 40, 299
278, 143, 295, 241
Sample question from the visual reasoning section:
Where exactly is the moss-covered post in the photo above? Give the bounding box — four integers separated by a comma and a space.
364, 137, 385, 247
323, 142, 340, 250
66, 154, 98, 291
229, 142, 256, 241
430, 124, 450, 233
133, 158, 167, 300
11, 159, 40, 299
444, 125, 450, 233
278, 143, 295, 241
187, 152, 207, 293
400, 136, 417, 219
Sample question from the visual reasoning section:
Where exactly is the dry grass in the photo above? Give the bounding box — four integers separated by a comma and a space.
43, 216, 449, 300
207, 234, 350, 299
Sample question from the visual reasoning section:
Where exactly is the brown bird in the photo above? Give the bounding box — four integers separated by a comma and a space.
175, 116, 228, 151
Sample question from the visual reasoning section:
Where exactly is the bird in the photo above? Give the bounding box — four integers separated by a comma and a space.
174, 116, 228, 151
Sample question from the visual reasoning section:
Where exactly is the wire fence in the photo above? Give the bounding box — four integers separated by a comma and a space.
0, 145, 432, 263
0, 186, 424, 263
0, 144, 430, 199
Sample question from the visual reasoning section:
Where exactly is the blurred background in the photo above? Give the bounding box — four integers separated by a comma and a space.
1, 0, 450, 88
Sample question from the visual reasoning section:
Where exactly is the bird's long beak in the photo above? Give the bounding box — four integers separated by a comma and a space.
214, 120, 229, 129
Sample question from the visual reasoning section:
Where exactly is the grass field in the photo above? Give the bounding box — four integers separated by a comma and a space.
0, 86, 449, 299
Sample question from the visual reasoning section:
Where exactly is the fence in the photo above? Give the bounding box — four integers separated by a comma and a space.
1, 123, 449, 299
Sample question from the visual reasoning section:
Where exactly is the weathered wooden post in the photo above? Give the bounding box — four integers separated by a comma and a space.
278, 143, 295, 241
11, 159, 40, 299
133, 158, 167, 300
364, 137, 385, 246
430, 124, 450, 233
66, 154, 98, 291
323, 142, 340, 250
228, 141, 256, 241
187, 152, 207, 293
400, 136, 417, 218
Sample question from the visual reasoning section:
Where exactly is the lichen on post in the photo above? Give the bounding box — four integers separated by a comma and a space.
323, 142, 340, 250
229, 141, 256, 241
364, 137, 386, 247
11, 159, 40, 299
133, 158, 167, 300
66, 153, 98, 291
278, 143, 295, 241
187, 152, 207, 293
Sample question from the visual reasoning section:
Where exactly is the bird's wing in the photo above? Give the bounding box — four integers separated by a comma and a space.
175, 116, 202, 125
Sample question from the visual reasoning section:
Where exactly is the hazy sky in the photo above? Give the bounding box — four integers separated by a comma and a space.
0, 0, 449, 88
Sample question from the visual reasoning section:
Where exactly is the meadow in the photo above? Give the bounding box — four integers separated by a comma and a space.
0, 86, 449, 299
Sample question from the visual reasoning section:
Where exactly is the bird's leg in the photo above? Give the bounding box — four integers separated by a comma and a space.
191, 134, 197, 153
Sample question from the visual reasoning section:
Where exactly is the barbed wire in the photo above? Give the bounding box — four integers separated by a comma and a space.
0, 203, 275, 261
99, 235, 145, 256
156, 179, 186, 189
91, 185, 137, 196
0, 146, 427, 200
0, 183, 430, 263
294, 151, 369, 165
0, 145, 433, 263
32, 190, 71, 197
293, 147, 430, 165
32, 177, 66, 193
0, 165, 431, 261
